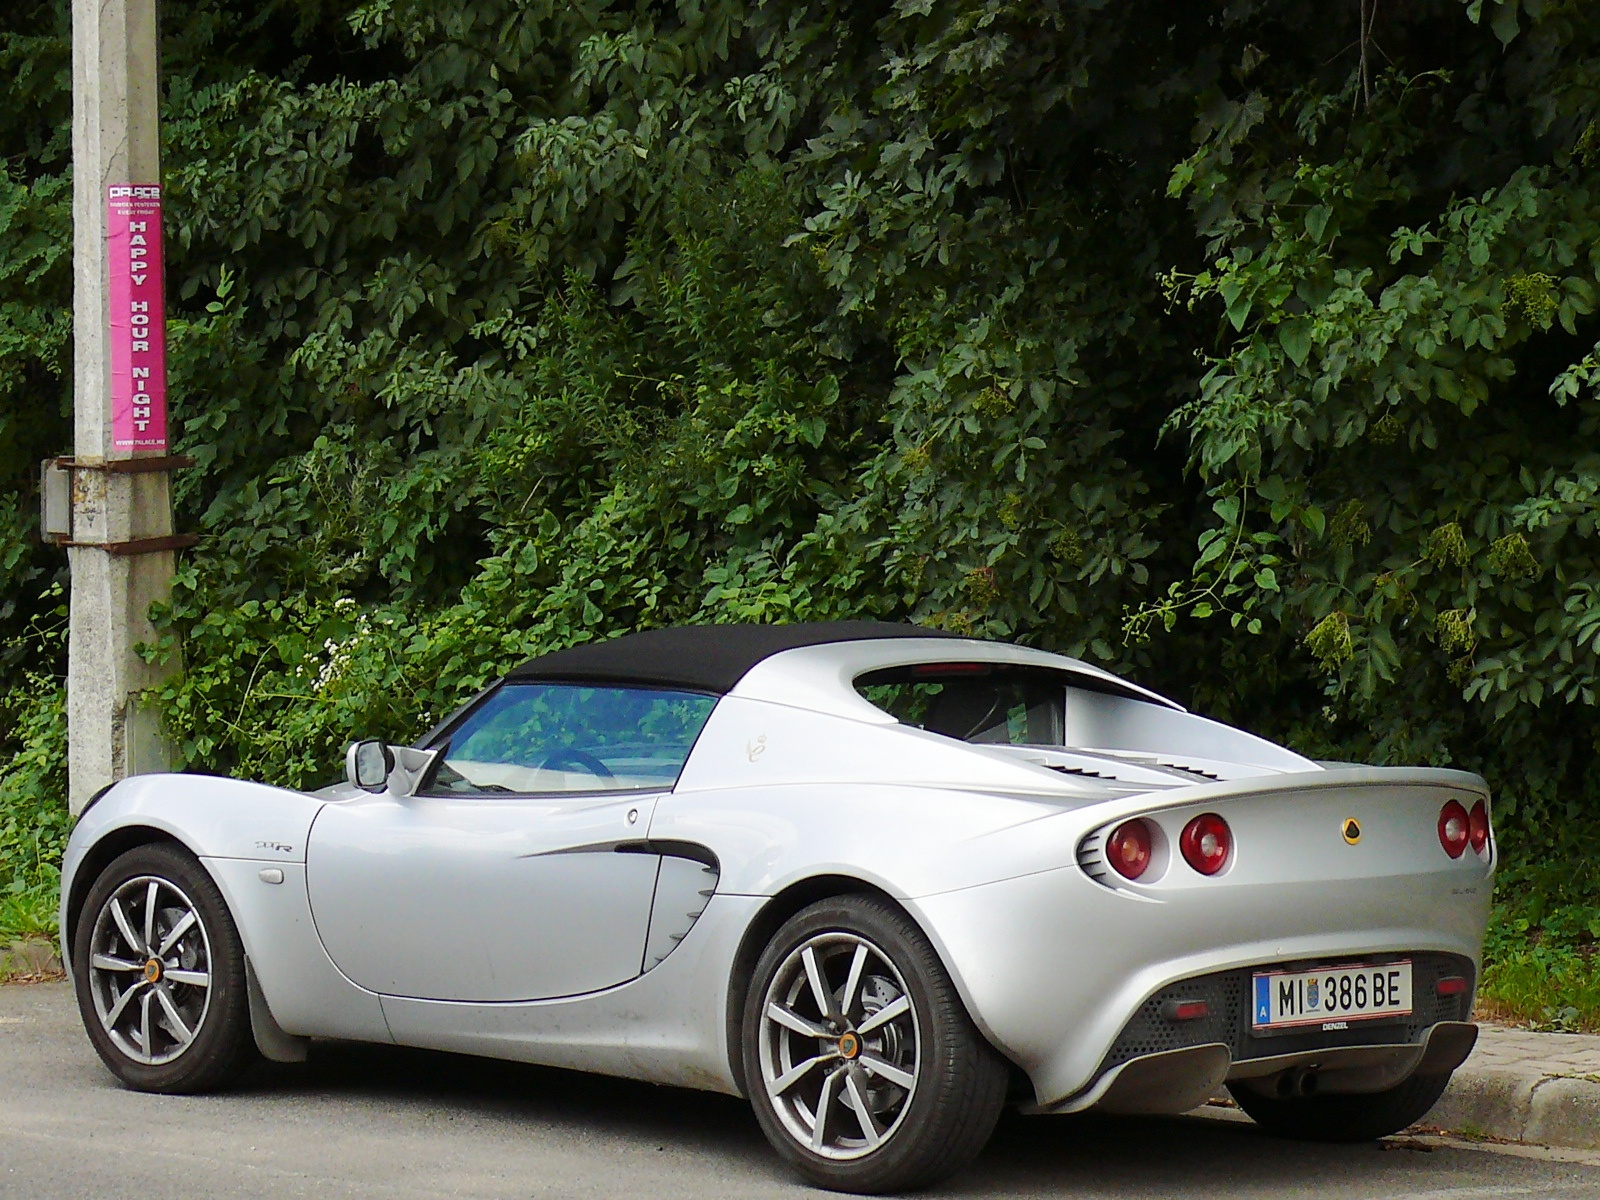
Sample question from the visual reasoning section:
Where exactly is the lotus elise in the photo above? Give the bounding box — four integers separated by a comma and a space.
61, 622, 1493, 1192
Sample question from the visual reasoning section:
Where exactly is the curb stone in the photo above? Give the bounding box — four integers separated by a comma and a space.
0, 939, 63, 982
1525, 1075, 1600, 1148
1421, 1024, 1600, 1151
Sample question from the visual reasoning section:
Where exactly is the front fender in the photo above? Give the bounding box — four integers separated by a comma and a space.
60, 773, 327, 967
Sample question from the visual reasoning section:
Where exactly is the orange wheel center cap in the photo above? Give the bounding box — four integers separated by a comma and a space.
837, 1031, 861, 1059
143, 959, 163, 983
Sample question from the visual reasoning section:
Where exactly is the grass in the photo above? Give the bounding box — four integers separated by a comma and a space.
0, 886, 57, 943
0, 885, 59, 982
1476, 940, 1600, 1033
1472, 822, 1600, 1033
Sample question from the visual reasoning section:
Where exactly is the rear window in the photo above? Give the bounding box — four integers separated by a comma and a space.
855, 664, 1069, 745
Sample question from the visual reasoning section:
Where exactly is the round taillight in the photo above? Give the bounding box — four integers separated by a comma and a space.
1438, 799, 1470, 858
1180, 813, 1231, 875
1468, 800, 1490, 855
1108, 819, 1153, 880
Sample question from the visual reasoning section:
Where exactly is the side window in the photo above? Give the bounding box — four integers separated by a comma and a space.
426, 684, 717, 795
856, 665, 1066, 745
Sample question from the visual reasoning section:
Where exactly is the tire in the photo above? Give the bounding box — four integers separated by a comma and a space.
1226, 1069, 1453, 1142
72, 842, 257, 1093
741, 895, 1007, 1194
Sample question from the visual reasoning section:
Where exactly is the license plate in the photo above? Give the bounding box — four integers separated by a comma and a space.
1251, 961, 1413, 1031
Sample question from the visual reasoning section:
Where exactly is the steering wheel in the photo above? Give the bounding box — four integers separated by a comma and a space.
538, 748, 614, 778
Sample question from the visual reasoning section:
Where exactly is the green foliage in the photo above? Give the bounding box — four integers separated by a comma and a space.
1148, 6, 1600, 870
0, 592, 67, 944
4, 0, 1600, 1008
0, 1, 71, 678
1480, 951, 1600, 1033
1482, 886, 1600, 1032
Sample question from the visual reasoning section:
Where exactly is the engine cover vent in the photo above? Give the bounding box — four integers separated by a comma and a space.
1154, 759, 1222, 781
1045, 764, 1113, 779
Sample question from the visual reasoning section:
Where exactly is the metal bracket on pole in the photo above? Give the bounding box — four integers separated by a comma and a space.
40, 454, 197, 549
55, 454, 196, 474
61, 533, 200, 556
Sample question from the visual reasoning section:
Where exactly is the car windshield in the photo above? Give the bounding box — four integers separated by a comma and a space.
426, 683, 717, 795
854, 664, 1069, 745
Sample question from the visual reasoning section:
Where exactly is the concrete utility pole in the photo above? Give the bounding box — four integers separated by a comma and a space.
64, 0, 185, 814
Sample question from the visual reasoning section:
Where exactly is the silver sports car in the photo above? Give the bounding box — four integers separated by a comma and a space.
61, 622, 1493, 1192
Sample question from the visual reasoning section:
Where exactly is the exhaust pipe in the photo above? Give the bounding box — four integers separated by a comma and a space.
1275, 1067, 1320, 1098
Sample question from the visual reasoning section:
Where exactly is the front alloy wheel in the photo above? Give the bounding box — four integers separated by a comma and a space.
85, 873, 214, 1065
73, 843, 256, 1093
743, 896, 1007, 1193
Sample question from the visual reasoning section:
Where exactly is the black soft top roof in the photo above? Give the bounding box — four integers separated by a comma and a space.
504, 621, 957, 694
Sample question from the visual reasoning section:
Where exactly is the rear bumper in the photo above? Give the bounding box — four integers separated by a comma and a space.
1056, 1020, 1478, 1116
1094, 952, 1473, 1082
910, 845, 1490, 1107
1044, 953, 1474, 1114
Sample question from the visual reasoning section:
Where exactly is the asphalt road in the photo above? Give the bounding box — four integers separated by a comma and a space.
4, 981, 1599, 1200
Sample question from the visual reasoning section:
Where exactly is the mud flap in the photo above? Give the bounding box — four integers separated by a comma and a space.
246, 956, 310, 1063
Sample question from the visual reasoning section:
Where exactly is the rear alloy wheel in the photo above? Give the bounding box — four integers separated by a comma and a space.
1227, 1069, 1453, 1142
73, 843, 256, 1093
743, 896, 1007, 1193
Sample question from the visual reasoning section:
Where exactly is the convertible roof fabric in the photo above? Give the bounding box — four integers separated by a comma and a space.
505, 621, 957, 694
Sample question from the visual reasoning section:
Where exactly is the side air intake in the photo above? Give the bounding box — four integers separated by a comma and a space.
642, 854, 720, 972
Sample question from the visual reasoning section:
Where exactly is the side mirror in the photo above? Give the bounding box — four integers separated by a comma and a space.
347, 739, 395, 792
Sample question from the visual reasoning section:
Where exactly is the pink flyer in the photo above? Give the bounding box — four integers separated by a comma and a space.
108, 184, 168, 451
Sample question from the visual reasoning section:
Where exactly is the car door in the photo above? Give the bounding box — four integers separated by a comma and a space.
305, 682, 718, 1002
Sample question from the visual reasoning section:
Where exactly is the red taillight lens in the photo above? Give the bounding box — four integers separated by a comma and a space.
1108, 819, 1153, 880
1180, 813, 1231, 875
1468, 800, 1490, 855
1438, 799, 1470, 858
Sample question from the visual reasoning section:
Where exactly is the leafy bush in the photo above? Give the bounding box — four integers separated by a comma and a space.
0, 595, 67, 943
